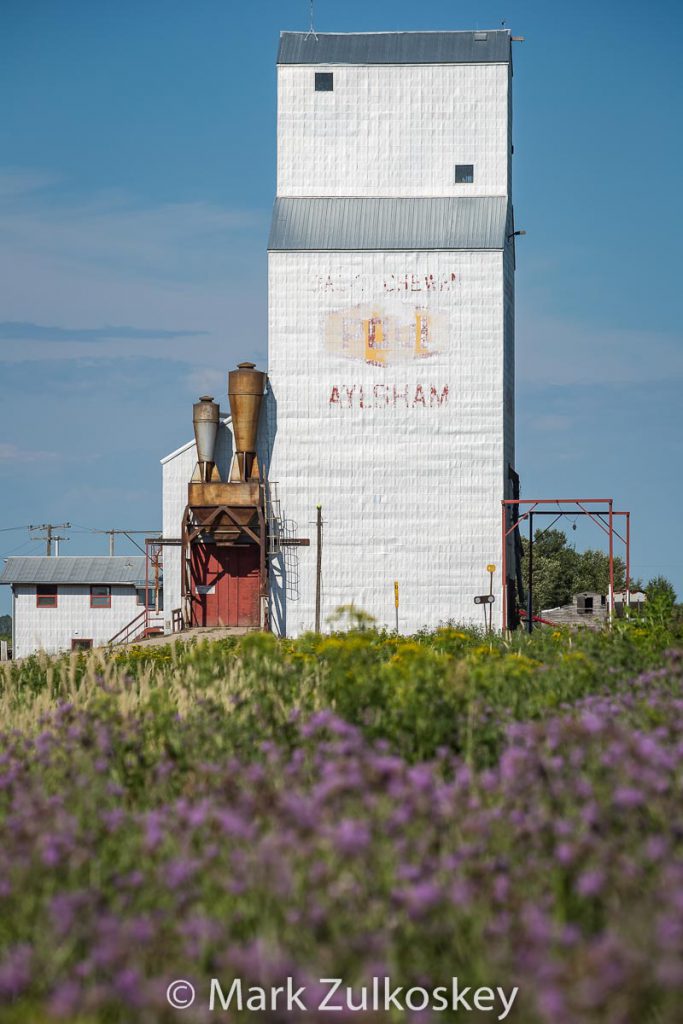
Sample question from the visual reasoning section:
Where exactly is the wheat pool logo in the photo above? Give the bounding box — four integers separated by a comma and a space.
325, 301, 448, 368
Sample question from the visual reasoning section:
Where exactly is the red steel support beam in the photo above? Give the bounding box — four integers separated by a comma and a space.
609, 499, 614, 620
503, 498, 614, 504
626, 512, 631, 604
501, 498, 631, 633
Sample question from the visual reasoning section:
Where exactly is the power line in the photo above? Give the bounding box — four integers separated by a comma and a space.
90, 529, 159, 555
0, 537, 40, 559
67, 525, 159, 554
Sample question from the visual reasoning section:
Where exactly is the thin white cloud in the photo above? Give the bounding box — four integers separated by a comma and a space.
0, 168, 267, 368
0, 321, 208, 342
527, 414, 572, 432
59, 484, 155, 509
186, 367, 228, 397
517, 310, 683, 387
0, 168, 60, 197
0, 442, 61, 464
0, 174, 266, 282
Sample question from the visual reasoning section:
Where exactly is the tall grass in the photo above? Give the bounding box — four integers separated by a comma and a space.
0, 617, 681, 1022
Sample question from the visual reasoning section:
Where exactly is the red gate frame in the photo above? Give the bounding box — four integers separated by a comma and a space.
501, 498, 631, 631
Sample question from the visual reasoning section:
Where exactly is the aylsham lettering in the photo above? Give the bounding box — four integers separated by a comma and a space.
329, 384, 449, 409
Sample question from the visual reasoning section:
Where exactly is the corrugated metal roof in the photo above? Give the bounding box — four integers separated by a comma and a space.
268, 197, 508, 251
278, 31, 511, 65
0, 556, 148, 586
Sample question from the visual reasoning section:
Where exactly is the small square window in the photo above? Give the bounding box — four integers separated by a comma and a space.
72, 639, 93, 651
137, 586, 162, 610
36, 584, 58, 608
90, 585, 111, 609
455, 164, 474, 184
315, 72, 333, 92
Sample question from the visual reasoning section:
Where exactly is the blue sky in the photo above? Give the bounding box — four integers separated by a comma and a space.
1, 0, 682, 613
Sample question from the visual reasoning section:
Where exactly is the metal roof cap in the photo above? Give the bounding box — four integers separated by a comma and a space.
0, 556, 149, 586
268, 197, 509, 251
278, 30, 511, 66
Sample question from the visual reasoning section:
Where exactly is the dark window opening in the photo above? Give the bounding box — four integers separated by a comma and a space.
315, 72, 333, 92
455, 164, 474, 184
71, 639, 93, 651
90, 585, 111, 609
36, 585, 58, 608
137, 587, 163, 610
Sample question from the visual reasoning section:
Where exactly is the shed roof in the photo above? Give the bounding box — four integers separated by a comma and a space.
268, 197, 508, 251
278, 30, 511, 65
0, 556, 148, 586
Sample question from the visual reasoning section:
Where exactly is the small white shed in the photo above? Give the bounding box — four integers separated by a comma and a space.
0, 556, 154, 658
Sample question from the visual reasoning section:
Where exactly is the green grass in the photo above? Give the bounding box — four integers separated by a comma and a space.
1, 609, 679, 766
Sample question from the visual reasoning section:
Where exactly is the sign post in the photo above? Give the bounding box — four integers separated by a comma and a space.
486, 564, 496, 633
315, 505, 323, 632
394, 580, 399, 633
474, 580, 496, 634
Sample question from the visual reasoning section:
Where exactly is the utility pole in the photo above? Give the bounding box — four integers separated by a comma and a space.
29, 523, 71, 556
315, 504, 322, 632
92, 530, 159, 555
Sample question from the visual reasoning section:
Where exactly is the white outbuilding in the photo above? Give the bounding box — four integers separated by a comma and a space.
0, 556, 160, 658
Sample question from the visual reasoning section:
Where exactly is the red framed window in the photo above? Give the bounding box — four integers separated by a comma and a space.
90, 585, 111, 608
36, 585, 58, 608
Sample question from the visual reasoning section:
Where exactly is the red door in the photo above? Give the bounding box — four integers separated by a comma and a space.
190, 545, 260, 627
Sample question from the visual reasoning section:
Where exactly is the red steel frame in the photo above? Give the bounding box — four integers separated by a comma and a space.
501, 499, 631, 631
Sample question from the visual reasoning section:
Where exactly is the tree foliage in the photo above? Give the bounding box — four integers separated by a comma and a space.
645, 575, 677, 606
521, 529, 625, 613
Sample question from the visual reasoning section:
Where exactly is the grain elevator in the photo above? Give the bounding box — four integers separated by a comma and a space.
265, 30, 518, 634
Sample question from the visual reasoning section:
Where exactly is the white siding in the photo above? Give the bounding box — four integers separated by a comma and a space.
13, 586, 140, 658
277, 63, 510, 198
267, 249, 508, 635
162, 443, 195, 630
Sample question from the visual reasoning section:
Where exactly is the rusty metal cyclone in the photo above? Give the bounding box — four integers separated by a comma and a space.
228, 362, 266, 457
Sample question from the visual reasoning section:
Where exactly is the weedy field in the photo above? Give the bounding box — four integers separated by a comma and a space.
0, 607, 681, 1023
